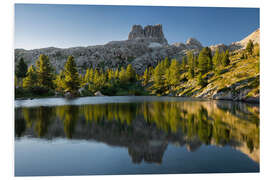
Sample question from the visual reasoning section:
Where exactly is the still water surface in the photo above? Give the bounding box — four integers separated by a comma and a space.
15, 96, 259, 176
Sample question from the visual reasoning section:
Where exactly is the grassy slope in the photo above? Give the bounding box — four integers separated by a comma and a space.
164, 50, 260, 102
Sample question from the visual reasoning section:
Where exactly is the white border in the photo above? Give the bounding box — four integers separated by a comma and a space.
1, 0, 270, 180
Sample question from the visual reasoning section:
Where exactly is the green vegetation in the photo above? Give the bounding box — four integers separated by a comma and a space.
15, 44, 260, 101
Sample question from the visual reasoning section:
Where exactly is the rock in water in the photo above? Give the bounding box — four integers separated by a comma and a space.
94, 91, 104, 96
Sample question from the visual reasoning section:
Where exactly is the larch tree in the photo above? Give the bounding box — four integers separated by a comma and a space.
246, 40, 254, 55
221, 50, 230, 66
153, 64, 164, 89
198, 47, 212, 74
23, 65, 38, 89
63, 56, 80, 94
35, 54, 54, 89
119, 67, 127, 83
126, 64, 136, 82
212, 50, 221, 67
166, 59, 180, 88
143, 68, 150, 86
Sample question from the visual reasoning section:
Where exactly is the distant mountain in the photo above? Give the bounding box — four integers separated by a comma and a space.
14, 25, 259, 74
210, 28, 260, 52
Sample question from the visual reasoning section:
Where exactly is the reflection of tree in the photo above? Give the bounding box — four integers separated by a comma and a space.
56, 105, 79, 139
15, 99, 260, 163
34, 107, 54, 137
15, 109, 26, 137
18, 107, 54, 137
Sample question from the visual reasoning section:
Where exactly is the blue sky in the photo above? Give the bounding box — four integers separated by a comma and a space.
15, 4, 259, 50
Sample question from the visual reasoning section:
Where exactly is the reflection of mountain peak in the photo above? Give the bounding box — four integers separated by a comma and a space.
128, 141, 168, 164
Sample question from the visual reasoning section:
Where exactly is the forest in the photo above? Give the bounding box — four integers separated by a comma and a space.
15, 40, 259, 99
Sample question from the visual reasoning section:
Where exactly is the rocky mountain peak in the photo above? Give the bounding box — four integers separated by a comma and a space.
186, 38, 203, 49
128, 24, 168, 45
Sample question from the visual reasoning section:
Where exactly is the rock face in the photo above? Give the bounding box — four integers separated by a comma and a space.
128, 24, 168, 45
14, 25, 259, 75
14, 24, 203, 75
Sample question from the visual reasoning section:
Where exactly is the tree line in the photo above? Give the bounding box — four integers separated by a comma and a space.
15, 40, 257, 98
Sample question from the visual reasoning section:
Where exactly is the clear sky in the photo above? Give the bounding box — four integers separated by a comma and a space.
15, 4, 259, 50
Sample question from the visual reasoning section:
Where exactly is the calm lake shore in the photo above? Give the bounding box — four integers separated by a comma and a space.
15, 96, 259, 176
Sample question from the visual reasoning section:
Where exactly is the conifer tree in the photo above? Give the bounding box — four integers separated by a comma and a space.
187, 51, 195, 68
16, 57, 28, 79
148, 66, 154, 76
54, 71, 65, 92
166, 59, 180, 88
221, 50, 230, 66
143, 68, 150, 86
181, 56, 187, 69
163, 57, 170, 69
114, 69, 119, 80
35, 54, 54, 89
108, 69, 115, 81
119, 67, 127, 83
194, 56, 199, 68
63, 56, 80, 94
246, 40, 254, 55
126, 64, 136, 82
198, 47, 211, 74
212, 50, 221, 67
23, 65, 37, 89
153, 64, 164, 89
188, 67, 195, 79
92, 69, 100, 89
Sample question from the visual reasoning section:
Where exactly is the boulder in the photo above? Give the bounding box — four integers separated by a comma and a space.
94, 91, 104, 96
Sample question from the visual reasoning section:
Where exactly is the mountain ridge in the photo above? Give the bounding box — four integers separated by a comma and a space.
15, 25, 259, 74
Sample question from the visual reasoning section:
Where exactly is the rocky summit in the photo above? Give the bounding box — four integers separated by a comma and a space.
14, 25, 259, 74
128, 24, 168, 45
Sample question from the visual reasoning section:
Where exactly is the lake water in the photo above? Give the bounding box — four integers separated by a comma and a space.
15, 96, 260, 176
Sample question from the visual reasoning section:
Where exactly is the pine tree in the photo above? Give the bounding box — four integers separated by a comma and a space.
119, 67, 127, 83
163, 57, 170, 68
221, 50, 230, 66
212, 50, 221, 67
187, 51, 195, 79
246, 40, 254, 55
198, 47, 212, 74
54, 71, 65, 92
188, 67, 195, 79
23, 65, 37, 89
166, 59, 180, 88
208, 55, 213, 71
35, 54, 54, 89
16, 57, 28, 79
143, 68, 150, 86
63, 56, 80, 94
187, 51, 195, 68
194, 56, 199, 68
181, 56, 187, 69
114, 69, 119, 80
126, 64, 136, 82
108, 69, 115, 81
153, 64, 164, 89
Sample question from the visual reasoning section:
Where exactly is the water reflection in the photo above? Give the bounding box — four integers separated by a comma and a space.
15, 100, 260, 163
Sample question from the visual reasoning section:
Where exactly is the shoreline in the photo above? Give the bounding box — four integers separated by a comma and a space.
14, 95, 260, 104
